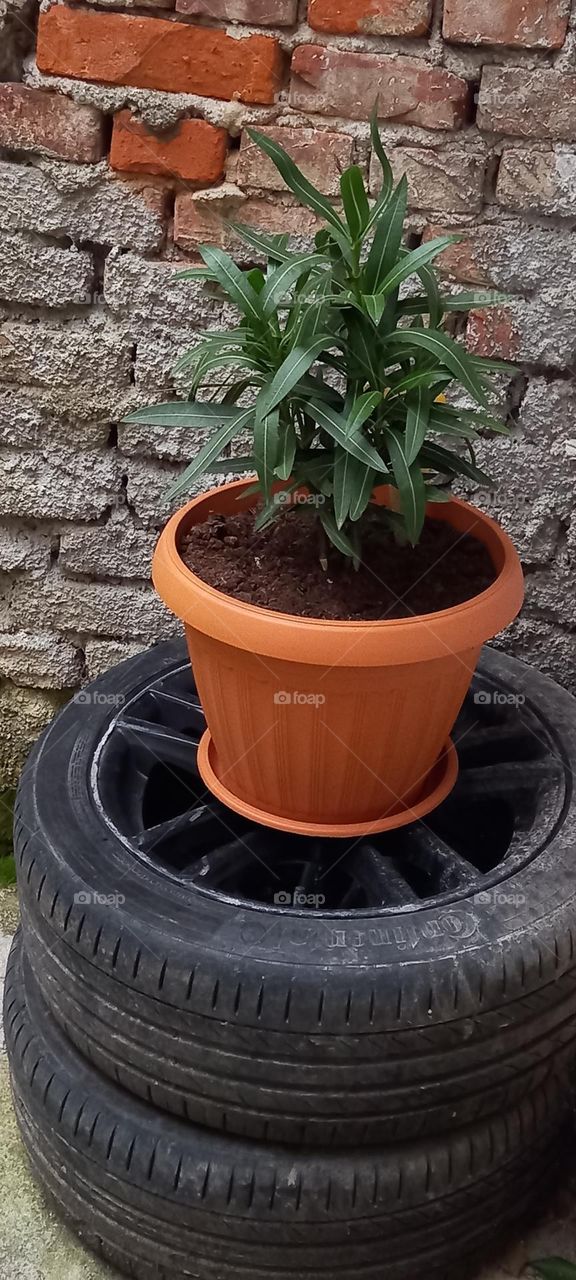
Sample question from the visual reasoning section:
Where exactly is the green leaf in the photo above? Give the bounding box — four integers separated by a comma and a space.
229, 222, 291, 262
275, 420, 298, 481
388, 329, 490, 408
420, 440, 492, 486
429, 402, 510, 435
441, 290, 510, 311
164, 408, 254, 501
198, 245, 264, 326
531, 1262, 576, 1280
319, 507, 360, 564
362, 293, 390, 325
340, 165, 370, 241
415, 261, 443, 330
363, 176, 408, 294
348, 391, 383, 433
255, 337, 333, 427
254, 410, 280, 496
123, 402, 245, 428
405, 388, 431, 465
425, 484, 453, 503
190, 350, 263, 394
333, 447, 375, 527
248, 129, 347, 236
207, 457, 257, 474
307, 401, 387, 471
382, 426, 427, 545
261, 254, 328, 318
388, 370, 450, 398
375, 235, 459, 298
370, 105, 394, 202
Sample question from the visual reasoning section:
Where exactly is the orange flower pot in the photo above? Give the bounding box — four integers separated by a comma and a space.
153, 481, 524, 836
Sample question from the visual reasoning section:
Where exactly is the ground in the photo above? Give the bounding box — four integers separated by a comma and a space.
0, 885, 575, 1280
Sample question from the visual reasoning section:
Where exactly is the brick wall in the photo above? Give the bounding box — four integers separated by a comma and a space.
0, 0, 575, 782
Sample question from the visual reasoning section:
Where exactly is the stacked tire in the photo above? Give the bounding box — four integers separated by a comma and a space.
5, 639, 576, 1280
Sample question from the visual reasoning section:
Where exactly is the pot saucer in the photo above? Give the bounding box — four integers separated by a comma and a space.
197, 731, 458, 838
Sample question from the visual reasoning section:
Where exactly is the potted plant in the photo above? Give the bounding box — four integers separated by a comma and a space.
125, 116, 524, 836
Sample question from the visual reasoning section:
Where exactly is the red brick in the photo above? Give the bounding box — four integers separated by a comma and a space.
237, 126, 353, 196
290, 46, 471, 129
443, 0, 569, 49
478, 67, 576, 141
466, 307, 520, 361
308, 0, 431, 36
422, 225, 490, 284
176, 0, 297, 22
36, 8, 283, 106
174, 190, 321, 252
0, 84, 104, 163
110, 112, 228, 184
371, 143, 486, 212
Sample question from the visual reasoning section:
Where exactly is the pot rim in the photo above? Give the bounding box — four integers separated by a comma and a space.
152, 479, 525, 667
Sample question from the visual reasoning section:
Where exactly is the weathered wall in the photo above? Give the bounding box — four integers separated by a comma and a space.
0, 0, 575, 782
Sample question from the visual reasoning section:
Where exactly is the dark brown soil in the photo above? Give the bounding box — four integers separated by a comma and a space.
180, 509, 496, 622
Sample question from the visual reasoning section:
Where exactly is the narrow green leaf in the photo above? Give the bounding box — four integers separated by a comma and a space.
405, 388, 431, 466
429, 403, 510, 434
363, 176, 408, 294
388, 370, 450, 398
208, 457, 257, 474
255, 337, 333, 427
530, 1262, 576, 1280
388, 329, 490, 408
382, 427, 427, 545
363, 293, 390, 325
420, 441, 492, 486
254, 410, 280, 496
307, 401, 387, 471
441, 290, 510, 311
198, 245, 264, 326
164, 408, 253, 500
340, 165, 370, 241
370, 105, 394, 202
348, 391, 382, 433
319, 507, 359, 564
425, 484, 453, 503
123, 402, 245, 428
248, 129, 347, 236
415, 261, 442, 329
275, 420, 298, 481
229, 222, 291, 262
261, 254, 328, 318
375, 236, 459, 298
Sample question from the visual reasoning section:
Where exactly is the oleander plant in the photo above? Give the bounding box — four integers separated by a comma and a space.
127, 111, 510, 563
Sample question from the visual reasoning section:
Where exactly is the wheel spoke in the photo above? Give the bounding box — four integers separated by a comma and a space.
117, 718, 200, 771
401, 827, 480, 891
456, 725, 543, 767
134, 804, 226, 856
183, 830, 275, 886
348, 843, 415, 906
455, 759, 556, 801
147, 688, 205, 736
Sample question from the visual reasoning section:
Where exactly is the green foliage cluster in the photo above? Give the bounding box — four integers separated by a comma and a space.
127, 112, 511, 561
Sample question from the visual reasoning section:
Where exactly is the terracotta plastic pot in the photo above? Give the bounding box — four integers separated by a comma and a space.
153, 481, 524, 836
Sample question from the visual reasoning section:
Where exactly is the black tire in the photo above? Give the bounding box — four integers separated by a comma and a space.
5, 934, 570, 1280
15, 639, 576, 1145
